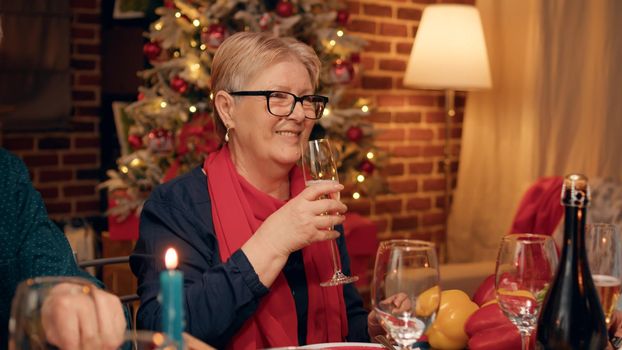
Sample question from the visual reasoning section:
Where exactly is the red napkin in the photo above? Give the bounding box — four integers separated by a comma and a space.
509, 176, 564, 236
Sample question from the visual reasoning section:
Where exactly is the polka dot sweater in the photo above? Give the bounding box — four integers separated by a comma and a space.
0, 148, 96, 348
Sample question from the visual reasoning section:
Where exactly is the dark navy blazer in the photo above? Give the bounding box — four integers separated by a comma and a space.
130, 166, 369, 348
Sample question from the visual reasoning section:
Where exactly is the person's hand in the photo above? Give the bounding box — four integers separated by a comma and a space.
41, 282, 126, 350
254, 181, 347, 258
368, 293, 414, 342
380, 292, 413, 314
607, 310, 622, 350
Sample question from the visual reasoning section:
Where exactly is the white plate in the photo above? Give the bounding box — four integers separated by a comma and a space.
300, 343, 384, 349
267, 343, 383, 349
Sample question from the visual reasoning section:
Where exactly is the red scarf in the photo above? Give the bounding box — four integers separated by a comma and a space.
204, 145, 348, 349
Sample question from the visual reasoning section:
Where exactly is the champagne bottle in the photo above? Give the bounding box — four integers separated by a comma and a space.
535, 174, 608, 349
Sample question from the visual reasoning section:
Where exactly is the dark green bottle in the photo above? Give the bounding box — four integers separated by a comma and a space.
535, 174, 608, 349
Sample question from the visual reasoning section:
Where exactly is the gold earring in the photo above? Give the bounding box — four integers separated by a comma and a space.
224, 127, 230, 142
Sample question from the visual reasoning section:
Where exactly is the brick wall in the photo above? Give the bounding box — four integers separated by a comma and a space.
344, 0, 473, 261
2, 0, 101, 220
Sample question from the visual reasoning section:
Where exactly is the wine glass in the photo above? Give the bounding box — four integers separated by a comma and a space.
9, 276, 97, 350
301, 138, 358, 287
371, 240, 440, 349
495, 234, 558, 350
586, 223, 622, 326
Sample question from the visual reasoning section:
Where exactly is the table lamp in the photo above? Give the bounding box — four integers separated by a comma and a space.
404, 4, 492, 222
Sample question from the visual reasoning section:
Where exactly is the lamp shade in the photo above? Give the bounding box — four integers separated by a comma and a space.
404, 4, 492, 90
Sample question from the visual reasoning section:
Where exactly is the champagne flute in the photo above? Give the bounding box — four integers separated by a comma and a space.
301, 138, 358, 287
495, 234, 558, 350
371, 240, 440, 350
586, 223, 622, 326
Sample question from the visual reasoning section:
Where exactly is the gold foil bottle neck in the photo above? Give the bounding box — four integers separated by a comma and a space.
561, 173, 590, 208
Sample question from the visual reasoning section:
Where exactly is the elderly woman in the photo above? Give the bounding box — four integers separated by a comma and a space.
131, 32, 374, 349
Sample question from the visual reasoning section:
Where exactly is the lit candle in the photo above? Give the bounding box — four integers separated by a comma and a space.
160, 247, 184, 348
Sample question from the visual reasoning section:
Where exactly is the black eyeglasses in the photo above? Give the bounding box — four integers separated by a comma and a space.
229, 90, 329, 120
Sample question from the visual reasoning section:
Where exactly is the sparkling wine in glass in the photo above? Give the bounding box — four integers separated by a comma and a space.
587, 223, 622, 325
371, 240, 440, 350
301, 138, 358, 287
495, 234, 558, 350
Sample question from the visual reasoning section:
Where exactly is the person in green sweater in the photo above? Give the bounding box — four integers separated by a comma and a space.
0, 148, 126, 350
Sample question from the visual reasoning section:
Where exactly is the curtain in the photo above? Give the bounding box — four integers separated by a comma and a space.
447, 0, 622, 262
0, 1, 71, 131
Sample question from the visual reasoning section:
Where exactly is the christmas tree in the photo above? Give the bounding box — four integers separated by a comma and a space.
102, 0, 388, 219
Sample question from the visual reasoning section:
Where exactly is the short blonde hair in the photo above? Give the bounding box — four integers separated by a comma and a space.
210, 32, 321, 142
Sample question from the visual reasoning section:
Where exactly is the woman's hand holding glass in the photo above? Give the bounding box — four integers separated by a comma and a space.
243, 180, 347, 287
258, 181, 347, 256
10, 276, 126, 350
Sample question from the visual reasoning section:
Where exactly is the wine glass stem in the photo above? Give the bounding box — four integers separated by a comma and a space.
520, 331, 531, 350
330, 239, 342, 274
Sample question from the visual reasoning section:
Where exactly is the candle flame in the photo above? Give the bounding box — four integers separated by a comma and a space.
165, 248, 178, 270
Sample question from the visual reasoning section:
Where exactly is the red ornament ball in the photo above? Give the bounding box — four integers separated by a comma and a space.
163, 0, 175, 8
202, 24, 227, 48
137, 92, 145, 101
331, 59, 355, 84
276, 0, 294, 17
128, 134, 143, 149
336, 9, 350, 26
143, 42, 161, 60
359, 159, 375, 174
147, 129, 174, 153
346, 126, 364, 143
259, 13, 273, 30
170, 76, 189, 94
